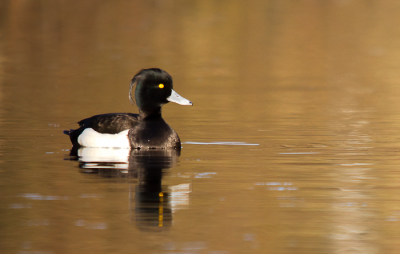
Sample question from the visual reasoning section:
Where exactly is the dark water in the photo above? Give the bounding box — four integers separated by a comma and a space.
2, 1, 400, 253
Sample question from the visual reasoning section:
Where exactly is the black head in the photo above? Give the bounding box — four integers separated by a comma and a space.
129, 68, 192, 116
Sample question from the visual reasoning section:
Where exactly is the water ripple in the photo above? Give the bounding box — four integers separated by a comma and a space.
183, 141, 259, 146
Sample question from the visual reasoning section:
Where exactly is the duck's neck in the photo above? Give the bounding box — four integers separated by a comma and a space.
139, 107, 162, 120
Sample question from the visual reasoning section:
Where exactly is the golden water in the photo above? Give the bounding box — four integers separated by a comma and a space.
1, 1, 400, 253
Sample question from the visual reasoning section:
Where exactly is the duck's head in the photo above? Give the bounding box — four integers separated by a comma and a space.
129, 68, 192, 116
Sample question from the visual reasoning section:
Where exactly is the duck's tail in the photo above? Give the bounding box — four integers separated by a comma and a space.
63, 129, 73, 136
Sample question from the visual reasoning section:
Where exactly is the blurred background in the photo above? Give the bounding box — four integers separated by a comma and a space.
1, 0, 400, 253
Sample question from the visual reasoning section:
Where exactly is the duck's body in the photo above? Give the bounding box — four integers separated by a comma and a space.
64, 68, 192, 150
128, 113, 180, 149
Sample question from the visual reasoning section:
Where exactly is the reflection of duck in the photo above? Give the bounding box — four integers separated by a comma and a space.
129, 149, 180, 230
72, 147, 185, 230
64, 68, 192, 150
76, 147, 133, 178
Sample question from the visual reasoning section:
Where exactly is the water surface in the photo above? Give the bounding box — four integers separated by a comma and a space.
2, 1, 400, 253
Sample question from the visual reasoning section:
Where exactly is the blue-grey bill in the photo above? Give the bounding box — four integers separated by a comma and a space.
167, 89, 193, 106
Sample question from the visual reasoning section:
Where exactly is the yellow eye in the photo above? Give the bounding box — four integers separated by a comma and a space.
159, 84, 164, 89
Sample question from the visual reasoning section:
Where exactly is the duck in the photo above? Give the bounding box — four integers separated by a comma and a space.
64, 68, 192, 150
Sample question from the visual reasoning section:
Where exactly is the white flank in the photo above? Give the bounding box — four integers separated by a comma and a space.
78, 128, 130, 148
78, 147, 130, 163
